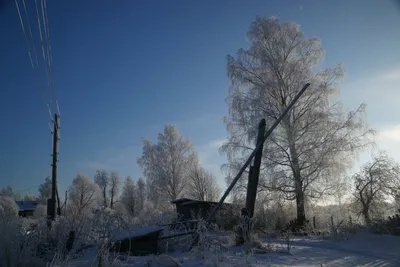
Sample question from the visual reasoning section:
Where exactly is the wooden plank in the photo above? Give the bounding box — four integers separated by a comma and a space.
158, 219, 199, 227
158, 231, 196, 240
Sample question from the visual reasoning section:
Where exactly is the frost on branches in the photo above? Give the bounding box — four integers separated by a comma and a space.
0, 196, 19, 218
353, 152, 400, 225
221, 17, 374, 227
137, 125, 221, 206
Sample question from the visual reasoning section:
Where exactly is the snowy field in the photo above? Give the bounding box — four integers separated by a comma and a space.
69, 230, 400, 267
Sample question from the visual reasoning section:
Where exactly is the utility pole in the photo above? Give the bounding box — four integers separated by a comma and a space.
48, 113, 59, 221
190, 83, 310, 250
236, 119, 266, 246
245, 118, 266, 218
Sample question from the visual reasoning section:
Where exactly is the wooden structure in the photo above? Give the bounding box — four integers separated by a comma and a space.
171, 198, 235, 226
15, 200, 39, 217
110, 226, 164, 256
190, 83, 310, 249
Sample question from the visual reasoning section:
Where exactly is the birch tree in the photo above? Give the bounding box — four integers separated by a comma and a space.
69, 173, 99, 215
94, 169, 109, 208
109, 171, 121, 209
120, 176, 137, 216
221, 17, 373, 227
137, 125, 198, 201
137, 177, 146, 212
188, 166, 221, 201
0, 186, 13, 197
353, 152, 400, 225
38, 176, 52, 204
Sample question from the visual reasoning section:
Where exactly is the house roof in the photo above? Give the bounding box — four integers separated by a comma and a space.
170, 198, 233, 206
170, 198, 193, 204
15, 201, 40, 211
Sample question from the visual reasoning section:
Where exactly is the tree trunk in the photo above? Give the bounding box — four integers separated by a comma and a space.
362, 207, 371, 225
103, 189, 107, 208
110, 191, 114, 209
286, 121, 306, 228
295, 186, 306, 227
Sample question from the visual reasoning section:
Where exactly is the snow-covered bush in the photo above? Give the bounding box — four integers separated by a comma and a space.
0, 196, 19, 218
33, 204, 47, 219
0, 217, 48, 267
237, 215, 255, 257
371, 209, 400, 236
215, 204, 241, 231
190, 218, 236, 267
135, 207, 177, 227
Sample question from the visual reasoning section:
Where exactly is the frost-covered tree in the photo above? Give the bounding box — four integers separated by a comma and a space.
94, 169, 109, 208
0, 185, 13, 197
120, 176, 137, 216
188, 166, 221, 201
353, 152, 400, 225
38, 176, 52, 204
221, 17, 373, 226
137, 177, 146, 212
0, 195, 19, 217
0, 186, 23, 201
109, 171, 121, 209
145, 175, 163, 210
23, 194, 39, 201
69, 173, 99, 215
137, 125, 198, 201
395, 193, 400, 210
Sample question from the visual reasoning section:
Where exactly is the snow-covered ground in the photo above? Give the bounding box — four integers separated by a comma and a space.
69, 230, 400, 267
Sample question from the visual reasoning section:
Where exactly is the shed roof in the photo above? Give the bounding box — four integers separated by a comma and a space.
111, 226, 164, 241
15, 201, 40, 211
170, 198, 233, 206
170, 198, 193, 204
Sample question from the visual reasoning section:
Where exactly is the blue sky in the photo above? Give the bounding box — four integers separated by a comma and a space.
1, 0, 400, 197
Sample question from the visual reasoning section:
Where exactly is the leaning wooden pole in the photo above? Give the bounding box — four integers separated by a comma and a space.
190, 83, 310, 248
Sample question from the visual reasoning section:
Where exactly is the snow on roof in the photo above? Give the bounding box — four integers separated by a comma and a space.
171, 198, 234, 206
15, 201, 40, 211
170, 198, 193, 204
181, 201, 202, 206
111, 225, 164, 241
180, 200, 234, 206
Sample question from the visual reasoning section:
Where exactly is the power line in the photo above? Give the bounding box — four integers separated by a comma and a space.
14, 0, 33, 67
29, 0, 53, 116
15, 0, 48, 117
14, 184, 41, 194
33, 0, 50, 99
15, 0, 53, 120
14, 1, 62, 210
42, 0, 59, 116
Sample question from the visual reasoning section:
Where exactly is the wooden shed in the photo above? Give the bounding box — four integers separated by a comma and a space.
110, 226, 164, 256
171, 198, 236, 227
15, 200, 39, 217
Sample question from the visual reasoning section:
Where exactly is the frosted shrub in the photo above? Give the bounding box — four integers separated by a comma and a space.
0, 217, 47, 267
33, 205, 47, 219
215, 205, 240, 231
135, 208, 177, 227
0, 196, 19, 218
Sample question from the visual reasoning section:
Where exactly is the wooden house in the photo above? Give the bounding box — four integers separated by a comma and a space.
15, 200, 40, 217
